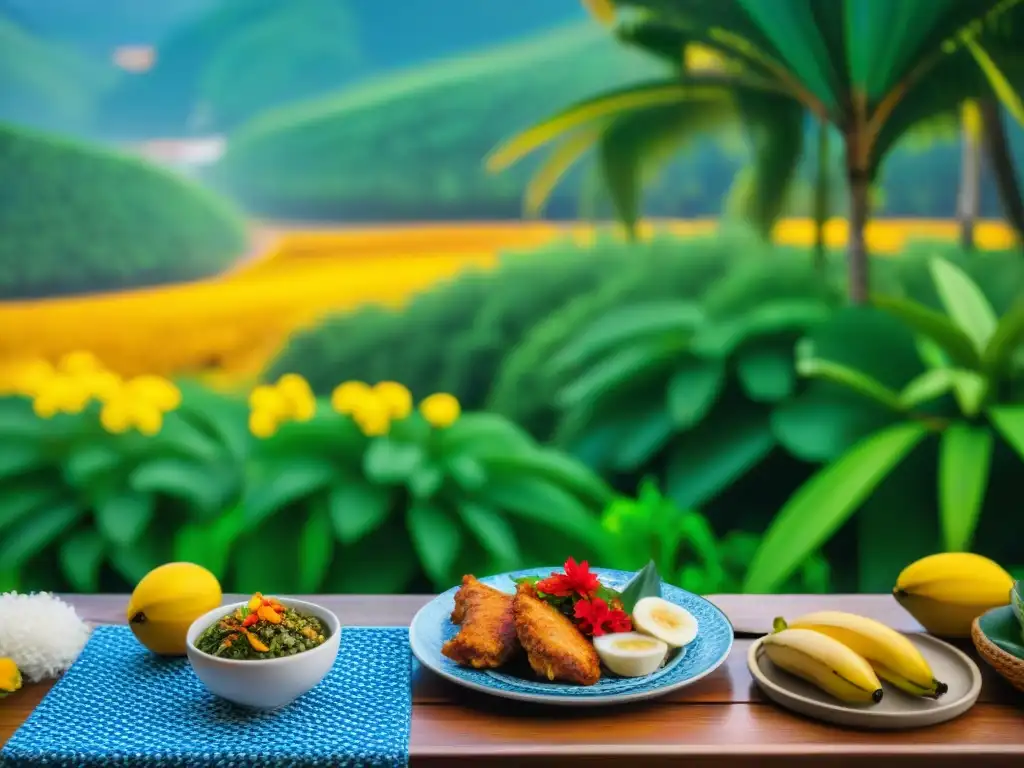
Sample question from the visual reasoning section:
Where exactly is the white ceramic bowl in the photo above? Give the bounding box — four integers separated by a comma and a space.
185, 598, 341, 710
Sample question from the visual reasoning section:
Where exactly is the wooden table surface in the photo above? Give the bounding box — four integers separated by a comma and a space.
2, 594, 1022, 766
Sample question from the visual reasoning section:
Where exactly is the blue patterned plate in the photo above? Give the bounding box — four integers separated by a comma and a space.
409, 567, 734, 706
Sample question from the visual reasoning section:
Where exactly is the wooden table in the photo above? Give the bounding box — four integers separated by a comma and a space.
2, 594, 1022, 766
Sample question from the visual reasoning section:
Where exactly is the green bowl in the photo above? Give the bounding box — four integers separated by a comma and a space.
978, 604, 1024, 660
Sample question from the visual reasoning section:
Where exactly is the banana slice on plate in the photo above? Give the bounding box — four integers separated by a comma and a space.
762, 627, 884, 705
593, 632, 669, 677
632, 597, 698, 648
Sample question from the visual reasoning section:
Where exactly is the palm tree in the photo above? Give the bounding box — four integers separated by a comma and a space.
489, 0, 1024, 304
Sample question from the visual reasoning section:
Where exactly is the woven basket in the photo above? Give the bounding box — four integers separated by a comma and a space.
971, 616, 1024, 693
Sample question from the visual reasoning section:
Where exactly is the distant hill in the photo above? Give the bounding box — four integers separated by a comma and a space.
0, 17, 114, 132
212, 21, 679, 221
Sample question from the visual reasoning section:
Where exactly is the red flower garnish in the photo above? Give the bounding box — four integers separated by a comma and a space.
573, 597, 633, 637
536, 557, 601, 598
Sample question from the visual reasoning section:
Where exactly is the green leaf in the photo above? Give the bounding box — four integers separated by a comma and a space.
619, 560, 663, 613
457, 501, 522, 571
157, 413, 222, 463
949, 370, 989, 417
298, 501, 335, 592
363, 438, 426, 485
0, 501, 83, 569
558, 338, 682, 408
609, 407, 674, 472
437, 413, 534, 458
94, 490, 154, 547
445, 455, 488, 491
963, 34, 1024, 131
409, 464, 445, 499
59, 530, 105, 592
172, 506, 244, 579
0, 397, 43, 438
872, 294, 981, 367
929, 257, 998, 352
473, 476, 612, 560
479, 448, 612, 509
243, 458, 336, 525
898, 368, 958, 408
549, 302, 704, 376
667, 358, 726, 428
0, 482, 65, 535
328, 480, 393, 545
989, 405, 1024, 460
797, 356, 903, 411
64, 444, 123, 488
692, 300, 832, 357
665, 408, 776, 510
736, 345, 796, 402
744, 421, 929, 593
325, 517, 420, 594
938, 424, 993, 552
772, 385, 897, 462
130, 458, 237, 516
982, 296, 1024, 375
0, 443, 47, 482
407, 501, 463, 587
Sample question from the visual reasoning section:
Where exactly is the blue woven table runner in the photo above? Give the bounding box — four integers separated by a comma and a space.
0, 625, 411, 768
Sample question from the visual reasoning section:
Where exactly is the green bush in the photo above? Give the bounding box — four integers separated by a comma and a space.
0, 123, 248, 299
0, 368, 615, 595
265, 238, 642, 410
212, 22, 668, 221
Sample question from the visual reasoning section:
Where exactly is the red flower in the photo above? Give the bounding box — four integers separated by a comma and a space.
536, 557, 601, 598
574, 597, 633, 637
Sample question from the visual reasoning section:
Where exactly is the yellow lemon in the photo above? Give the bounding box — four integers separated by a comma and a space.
127, 562, 223, 656
0, 658, 21, 697
420, 393, 461, 428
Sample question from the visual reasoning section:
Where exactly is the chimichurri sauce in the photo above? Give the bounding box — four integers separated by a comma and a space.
194, 593, 329, 660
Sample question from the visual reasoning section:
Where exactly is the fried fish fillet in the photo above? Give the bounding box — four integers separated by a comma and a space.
441, 575, 520, 669
512, 582, 601, 686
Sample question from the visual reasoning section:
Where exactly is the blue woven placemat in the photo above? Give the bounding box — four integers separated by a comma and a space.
0, 625, 411, 768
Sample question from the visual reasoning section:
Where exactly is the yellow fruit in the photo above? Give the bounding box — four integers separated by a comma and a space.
0, 658, 22, 697
127, 562, 222, 656
893, 552, 1014, 637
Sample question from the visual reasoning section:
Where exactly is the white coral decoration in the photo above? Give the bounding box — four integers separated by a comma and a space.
0, 592, 91, 682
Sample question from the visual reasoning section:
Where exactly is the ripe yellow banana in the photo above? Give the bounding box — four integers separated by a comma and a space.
775, 612, 947, 698
893, 553, 1014, 637
760, 627, 883, 705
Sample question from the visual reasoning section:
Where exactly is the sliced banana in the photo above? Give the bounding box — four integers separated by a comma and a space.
593, 632, 669, 677
632, 596, 698, 648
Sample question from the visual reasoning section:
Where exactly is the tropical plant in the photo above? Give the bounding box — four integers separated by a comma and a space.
542, 251, 839, 512
239, 379, 617, 594
489, 0, 1024, 303
0, 355, 249, 593
748, 256, 1024, 593
602, 478, 831, 593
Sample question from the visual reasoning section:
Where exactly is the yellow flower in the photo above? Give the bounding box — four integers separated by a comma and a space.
132, 403, 164, 436
125, 375, 181, 411
31, 375, 90, 417
419, 393, 461, 429
249, 384, 288, 416
276, 373, 313, 403
249, 409, 279, 439
80, 370, 123, 401
100, 400, 132, 434
0, 359, 55, 397
581, 0, 615, 26
372, 381, 413, 419
331, 380, 373, 415
58, 350, 102, 375
352, 397, 391, 437
292, 393, 316, 422
32, 391, 60, 419
0, 657, 22, 697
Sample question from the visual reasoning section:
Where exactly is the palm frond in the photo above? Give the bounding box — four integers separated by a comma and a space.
522, 124, 607, 218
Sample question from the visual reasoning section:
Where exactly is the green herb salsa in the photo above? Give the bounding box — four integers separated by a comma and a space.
194, 593, 329, 660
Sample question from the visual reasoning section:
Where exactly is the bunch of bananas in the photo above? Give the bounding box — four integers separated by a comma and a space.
760, 552, 1015, 705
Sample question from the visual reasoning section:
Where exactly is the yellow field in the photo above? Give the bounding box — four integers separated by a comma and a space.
0, 218, 1016, 384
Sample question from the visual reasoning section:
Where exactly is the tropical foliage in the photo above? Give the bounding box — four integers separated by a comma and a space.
0, 355, 616, 595
747, 256, 1024, 592
490, 0, 1024, 302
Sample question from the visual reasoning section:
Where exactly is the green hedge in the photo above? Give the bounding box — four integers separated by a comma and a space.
212, 22, 669, 221
265, 238, 645, 408
0, 123, 248, 299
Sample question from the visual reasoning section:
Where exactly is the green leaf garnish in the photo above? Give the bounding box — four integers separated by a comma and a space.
619, 559, 662, 613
